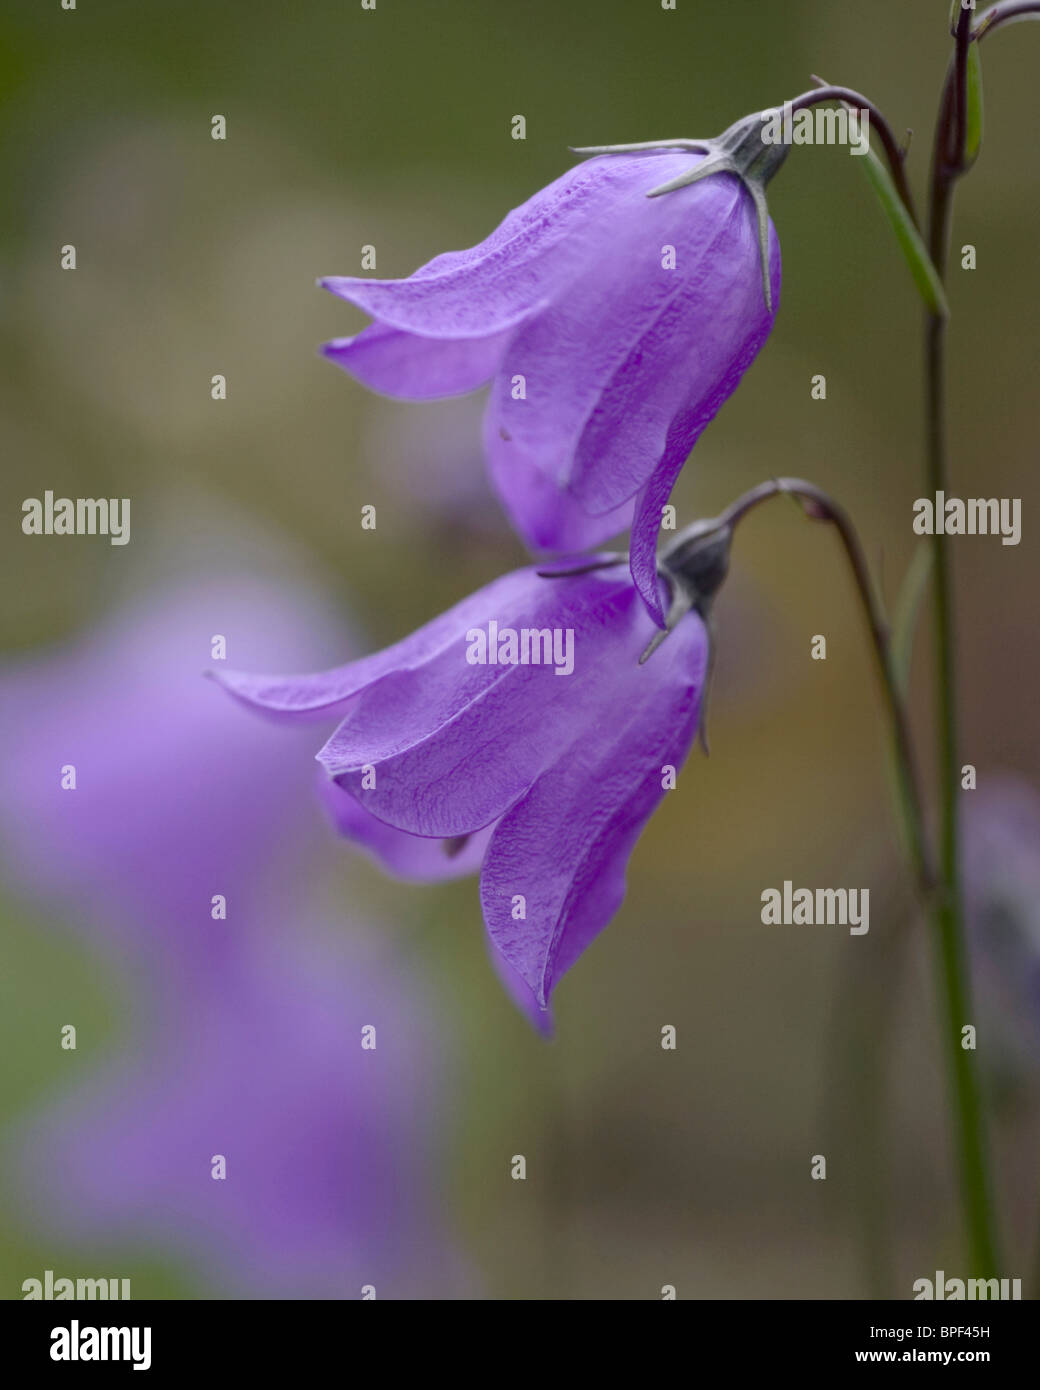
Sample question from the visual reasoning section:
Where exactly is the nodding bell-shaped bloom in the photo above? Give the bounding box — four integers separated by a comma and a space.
214, 562, 713, 1029
320, 112, 785, 626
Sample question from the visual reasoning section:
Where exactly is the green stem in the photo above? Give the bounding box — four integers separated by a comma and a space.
713, 477, 935, 899
924, 9, 1000, 1277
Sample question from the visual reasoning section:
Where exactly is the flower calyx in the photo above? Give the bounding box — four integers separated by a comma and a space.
572, 109, 788, 311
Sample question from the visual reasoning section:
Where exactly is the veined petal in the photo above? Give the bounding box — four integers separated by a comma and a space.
488, 940, 554, 1038
571, 215, 780, 513
480, 610, 707, 1006
484, 163, 780, 561
484, 153, 736, 494
210, 569, 537, 721
319, 155, 667, 341
322, 321, 515, 400
627, 429, 696, 629
484, 419, 635, 552
319, 776, 492, 882
317, 570, 644, 838
628, 237, 781, 628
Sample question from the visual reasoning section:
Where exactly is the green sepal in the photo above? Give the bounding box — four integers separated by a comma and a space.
856, 140, 949, 318
891, 544, 934, 695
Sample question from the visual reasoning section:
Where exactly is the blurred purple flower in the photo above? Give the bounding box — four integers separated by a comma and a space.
0, 573, 465, 1296
17, 918, 457, 1298
0, 575, 431, 955
215, 564, 709, 1027
963, 776, 1040, 1066
361, 394, 510, 538
320, 150, 780, 624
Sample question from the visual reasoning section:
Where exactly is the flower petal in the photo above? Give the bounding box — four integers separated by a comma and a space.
319, 775, 492, 882
484, 416, 635, 551
210, 569, 536, 721
628, 230, 781, 628
484, 163, 780, 560
488, 940, 555, 1038
483, 154, 734, 493
318, 155, 653, 340
569, 205, 780, 514
479, 611, 708, 1006
627, 429, 692, 628
317, 569, 645, 838
322, 321, 515, 400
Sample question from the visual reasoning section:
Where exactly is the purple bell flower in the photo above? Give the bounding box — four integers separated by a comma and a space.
320, 114, 784, 627
214, 563, 711, 1027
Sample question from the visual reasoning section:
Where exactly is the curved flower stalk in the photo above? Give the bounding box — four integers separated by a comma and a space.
214, 565, 710, 1029
321, 114, 783, 626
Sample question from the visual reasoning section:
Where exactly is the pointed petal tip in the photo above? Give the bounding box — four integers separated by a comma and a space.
638, 583, 668, 631
318, 274, 369, 300
533, 1008, 555, 1041
630, 550, 669, 630
315, 742, 344, 777
320, 336, 367, 366
207, 665, 240, 692
530, 990, 557, 1039
641, 599, 668, 631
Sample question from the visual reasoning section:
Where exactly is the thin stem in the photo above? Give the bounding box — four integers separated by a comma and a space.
788, 84, 919, 228
975, 1, 1040, 41
951, 24, 971, 165
713, 477, 935, 898
924, 4, 1001, 1277
826, 875, 908, 1299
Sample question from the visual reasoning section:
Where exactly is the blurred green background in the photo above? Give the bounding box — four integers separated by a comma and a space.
1, 0, 1038, 1299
